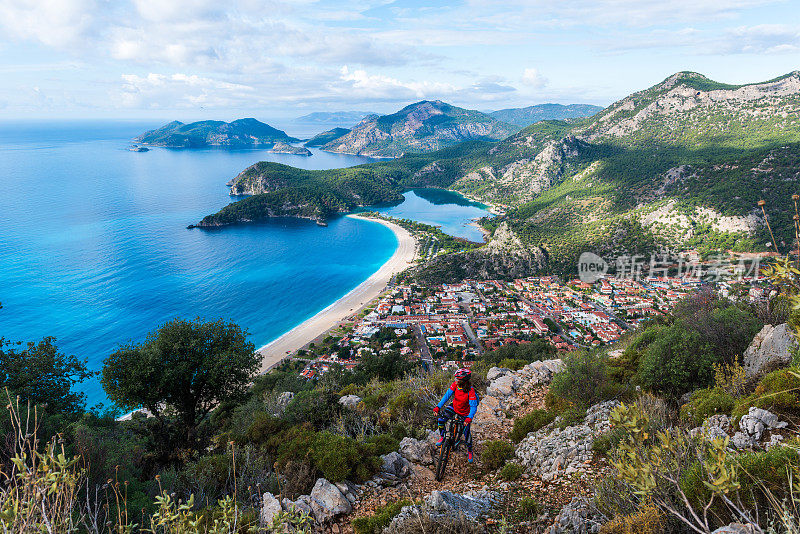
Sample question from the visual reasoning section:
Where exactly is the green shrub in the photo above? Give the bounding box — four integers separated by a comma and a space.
732, 368, 800, 424
284, 390, 339, 428
244, 412, 289, 445
499, 462, 524, 481
592, 427, 626, 456
364, 434, 400, 456
547, 352, 623, 413
516, 497, 542, 520
636, 324, 718, 399
480, 440, 514, 470
310, 432, 382, 482
273, 426, 383, 483
680, 444, 800, 523
509, 410, 555, 443
556, 406, 587, 429
351, 500, 413, 534
679, 388, 735, 426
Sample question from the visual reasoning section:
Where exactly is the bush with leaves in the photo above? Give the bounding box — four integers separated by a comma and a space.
509, 409, 555, 443
679, 388, 735, 427
480, 440, 514, 470
731, 367, 800, 425
351, 499, 414, 534
499, 462, 525, 481
546, 351, 623, 414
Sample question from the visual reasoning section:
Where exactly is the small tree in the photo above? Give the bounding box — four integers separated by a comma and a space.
0, 336, 93, 417
101, 318, 258, 449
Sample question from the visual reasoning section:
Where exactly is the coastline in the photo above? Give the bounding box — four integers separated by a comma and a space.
256, 214, 417, 373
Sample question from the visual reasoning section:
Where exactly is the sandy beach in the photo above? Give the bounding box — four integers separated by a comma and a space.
256, 215, 417, 373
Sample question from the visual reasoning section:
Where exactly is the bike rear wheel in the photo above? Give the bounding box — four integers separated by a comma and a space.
435, 439, 451, 481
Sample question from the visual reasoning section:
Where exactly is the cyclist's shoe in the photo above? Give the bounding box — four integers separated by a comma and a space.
435, 436, 445, 448
467, 451, 474, 463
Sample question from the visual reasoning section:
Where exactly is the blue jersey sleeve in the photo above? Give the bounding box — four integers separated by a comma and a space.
467, 399, 478, 419
437, 388, 454, 409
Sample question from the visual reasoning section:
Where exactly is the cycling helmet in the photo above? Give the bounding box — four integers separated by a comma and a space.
454, 368, 471, 379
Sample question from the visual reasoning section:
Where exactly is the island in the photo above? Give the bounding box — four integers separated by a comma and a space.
128, 145, 149, 152
269, 142, 312, 156
135, 118, 298, 148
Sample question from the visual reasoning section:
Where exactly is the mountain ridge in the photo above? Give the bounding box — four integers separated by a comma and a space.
319, 100, 520, 157
197, 71, 800, 275
490, 103, 603, 127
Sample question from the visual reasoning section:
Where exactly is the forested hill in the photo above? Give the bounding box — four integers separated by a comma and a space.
135, 118, 298, 148
489, 103, 603, 127
198, 71, 800, 272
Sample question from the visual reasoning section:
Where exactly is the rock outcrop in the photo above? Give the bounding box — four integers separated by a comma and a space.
385, 489, 500, 531
546, 496, 603, 534
516, 401, 620, 482
743, 323, 796, 380
338, 394, 361, 408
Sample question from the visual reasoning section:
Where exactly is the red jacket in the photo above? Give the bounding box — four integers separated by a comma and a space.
437, 381, 479, 417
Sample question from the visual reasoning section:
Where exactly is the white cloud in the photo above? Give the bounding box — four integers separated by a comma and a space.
336, 66, 457, 101
521, 68, 548, 88
117, 73, 255, 108
0, 0, 99, 47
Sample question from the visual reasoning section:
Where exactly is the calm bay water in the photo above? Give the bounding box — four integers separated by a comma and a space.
0, 121, 489, 407
370, 188, 490, 242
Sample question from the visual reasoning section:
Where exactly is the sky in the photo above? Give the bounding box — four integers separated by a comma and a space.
0, 0, 799, 121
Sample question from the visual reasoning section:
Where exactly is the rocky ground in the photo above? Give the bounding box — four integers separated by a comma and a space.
259, 325, 798, 533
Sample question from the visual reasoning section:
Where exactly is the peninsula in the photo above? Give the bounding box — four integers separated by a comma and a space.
269, 142, 312, 156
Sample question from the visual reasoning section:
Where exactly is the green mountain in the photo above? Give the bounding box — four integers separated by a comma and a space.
198, 71, 800, 275
135, 118, 298, 148
319, 100, 520, 157
489, 103, 603, 127
305, 127, 351, 147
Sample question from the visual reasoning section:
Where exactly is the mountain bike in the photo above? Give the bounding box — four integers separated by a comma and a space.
434, 414, 467, 482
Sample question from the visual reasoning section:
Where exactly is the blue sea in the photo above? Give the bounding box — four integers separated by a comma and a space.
0, 121, 490, 407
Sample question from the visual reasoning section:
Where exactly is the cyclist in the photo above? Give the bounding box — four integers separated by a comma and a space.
433, 367, 479, 463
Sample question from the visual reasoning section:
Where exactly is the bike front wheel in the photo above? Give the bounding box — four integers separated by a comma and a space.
435, 439, 451, 481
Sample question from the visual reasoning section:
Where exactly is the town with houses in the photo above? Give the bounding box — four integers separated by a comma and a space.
294, 274, 768, 380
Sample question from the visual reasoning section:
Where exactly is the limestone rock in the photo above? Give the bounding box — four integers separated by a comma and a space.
259, 492, 283, 527
385, 489, 499, 531
712, 523, 759, 534
425, 490, 498, 519
486, 367, 512, 381
547, 496, 603, 534
338, 394, 362, 408
399, 430, 438, 465
739, 406, 788, 441
473, 394, 504, 426
308, 478, 351, 523
743, 324, 796, 380
486, 373, 520, 398
380, 451, 412, 478
276, 391, 295, 413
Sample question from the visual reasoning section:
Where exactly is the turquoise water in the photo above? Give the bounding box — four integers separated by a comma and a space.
0, 121, 490, 407
370, 188, 491, 242
0, 121, 394, 407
